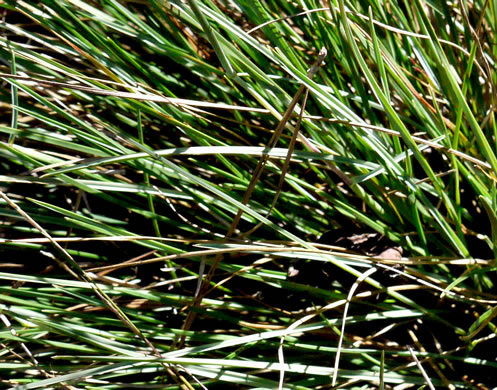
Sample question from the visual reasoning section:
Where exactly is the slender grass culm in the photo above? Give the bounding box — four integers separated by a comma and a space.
0, 0, 496, 388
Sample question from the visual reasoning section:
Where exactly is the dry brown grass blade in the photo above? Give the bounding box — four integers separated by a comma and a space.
225, 47, 328, 242
174, 47, 328, 348
242, 87, 311, 238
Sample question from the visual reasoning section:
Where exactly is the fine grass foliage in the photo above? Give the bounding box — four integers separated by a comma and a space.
1, 0, 497, 388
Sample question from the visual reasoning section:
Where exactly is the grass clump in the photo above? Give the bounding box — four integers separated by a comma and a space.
1, 0, 496, 388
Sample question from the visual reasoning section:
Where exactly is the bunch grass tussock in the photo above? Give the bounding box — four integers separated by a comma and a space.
1, 0, 497, 388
